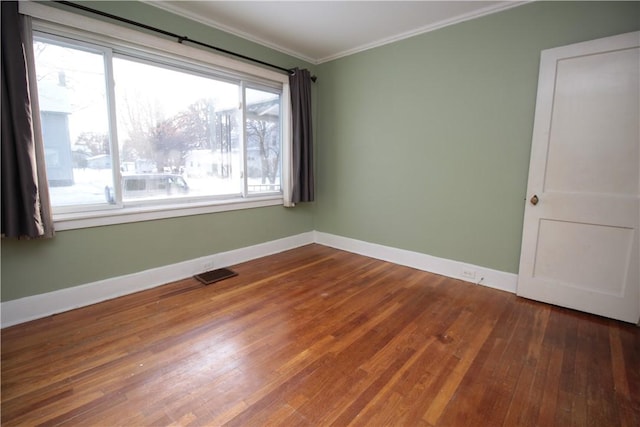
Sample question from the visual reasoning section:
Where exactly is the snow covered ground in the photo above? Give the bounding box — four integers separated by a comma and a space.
49, 168, 280, 207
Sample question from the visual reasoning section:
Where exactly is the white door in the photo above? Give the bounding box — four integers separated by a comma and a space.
517, 32, 640, 324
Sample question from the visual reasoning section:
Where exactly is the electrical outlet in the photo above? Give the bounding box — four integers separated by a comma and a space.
202, 260, 215, 272
461, 267, 477, 280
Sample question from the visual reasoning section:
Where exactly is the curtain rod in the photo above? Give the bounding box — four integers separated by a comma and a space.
54, 1, 316, 82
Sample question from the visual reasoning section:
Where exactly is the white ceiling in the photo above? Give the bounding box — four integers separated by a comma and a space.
147, 1, 525, 64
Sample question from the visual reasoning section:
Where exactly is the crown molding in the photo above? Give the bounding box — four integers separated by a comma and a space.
143, 1, 529, 65
316, 1, 530, 63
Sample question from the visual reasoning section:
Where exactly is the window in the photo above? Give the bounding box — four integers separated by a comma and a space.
27, 13, 288, 228
33, 37, 113, 208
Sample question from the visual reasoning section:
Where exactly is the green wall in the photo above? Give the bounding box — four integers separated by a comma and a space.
1, 206, 313, 301
314, 1, 640, 274
2, 1, 639, 303
1, 1, 316, 302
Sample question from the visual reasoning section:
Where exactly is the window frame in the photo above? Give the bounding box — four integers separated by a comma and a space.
21, 1, 292, 231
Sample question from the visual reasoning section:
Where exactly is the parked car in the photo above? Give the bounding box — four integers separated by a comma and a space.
105, 173, 189, 204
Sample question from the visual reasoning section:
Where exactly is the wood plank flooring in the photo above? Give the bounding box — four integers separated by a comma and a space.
2, 244, 639, 426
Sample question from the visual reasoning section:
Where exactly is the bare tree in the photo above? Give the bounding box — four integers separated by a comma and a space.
149, 118, 188, 171
75, 132, 109, 156
246, 117, 279, 184
117, 91, 160, 163
174, 99, 213, 150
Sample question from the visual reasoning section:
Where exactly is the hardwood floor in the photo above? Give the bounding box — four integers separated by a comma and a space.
2, 244, 639, 426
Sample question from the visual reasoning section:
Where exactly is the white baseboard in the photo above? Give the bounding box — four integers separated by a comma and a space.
0, 231, 315, 328
1, 230, 517, 328
314, 231, 518, 294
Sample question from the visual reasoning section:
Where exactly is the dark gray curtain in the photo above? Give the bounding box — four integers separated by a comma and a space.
289, 68, 315, 203
1, 1, 53, 238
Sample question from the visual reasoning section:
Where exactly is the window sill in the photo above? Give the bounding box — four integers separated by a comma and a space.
53, 196, 284, 231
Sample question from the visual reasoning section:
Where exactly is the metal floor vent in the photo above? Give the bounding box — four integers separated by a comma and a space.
194, 268, 238, 285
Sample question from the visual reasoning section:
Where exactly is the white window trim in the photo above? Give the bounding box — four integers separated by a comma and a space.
20, 1, 293, 230
53, 197, 284, 231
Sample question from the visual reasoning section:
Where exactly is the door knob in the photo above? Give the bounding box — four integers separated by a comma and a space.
530, 195, 539, 205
